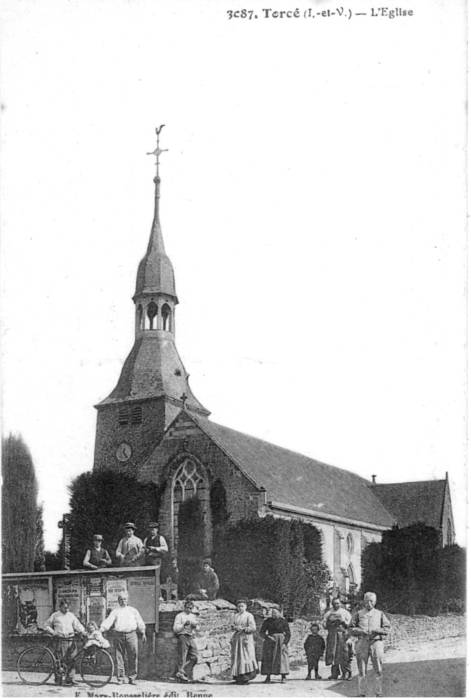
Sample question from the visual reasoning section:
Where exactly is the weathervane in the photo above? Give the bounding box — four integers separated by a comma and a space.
147, 124, 168, 179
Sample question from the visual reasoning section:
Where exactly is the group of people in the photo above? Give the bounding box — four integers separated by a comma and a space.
226, 591, 389, 697
83, 524, 220, 601
44, 590, 389, 695
44, 593, 146, 686
319, 592, 391, 697
83, 522, 168, 569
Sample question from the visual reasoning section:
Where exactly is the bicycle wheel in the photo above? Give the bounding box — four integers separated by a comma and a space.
81, 648, 114, 687
17, 645, 56, 685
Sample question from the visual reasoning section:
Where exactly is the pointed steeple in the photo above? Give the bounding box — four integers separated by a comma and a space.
93, 128, 209, 471
134, 126, 177, 301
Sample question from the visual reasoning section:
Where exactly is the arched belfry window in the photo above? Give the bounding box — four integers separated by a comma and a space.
137, 304, 144, 331
162, 303, 171, 332
146, 301, 158, 330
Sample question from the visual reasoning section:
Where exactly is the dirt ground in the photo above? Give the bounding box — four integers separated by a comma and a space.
3, 635, 466, 698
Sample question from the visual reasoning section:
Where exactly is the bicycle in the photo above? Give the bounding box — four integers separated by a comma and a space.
17, 633, 115, 688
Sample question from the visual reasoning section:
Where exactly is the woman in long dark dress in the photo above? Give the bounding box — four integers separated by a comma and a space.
259, 608, 291, 683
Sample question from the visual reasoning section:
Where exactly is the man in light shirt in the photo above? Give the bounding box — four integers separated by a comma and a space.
100, 593, 146, 684
350, 591, 391, 697
44, 599, 86, 686
173, 599, 199, 682
116, 523, 144, 567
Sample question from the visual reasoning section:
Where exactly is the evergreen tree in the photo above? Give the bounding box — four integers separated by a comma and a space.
34, 503, 46, 571
213, 517, 329, 616
2, 434, 39, 573
362, 523, 466, 615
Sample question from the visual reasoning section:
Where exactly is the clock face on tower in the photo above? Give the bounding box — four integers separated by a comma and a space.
116, 442, 132, 462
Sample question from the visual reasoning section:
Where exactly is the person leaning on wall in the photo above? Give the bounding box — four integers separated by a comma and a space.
83, 534, 112, 569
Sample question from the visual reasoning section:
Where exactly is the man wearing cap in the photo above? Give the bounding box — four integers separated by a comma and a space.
100, 592, 146, 685
83, 535, 112, 569
116, 523, 143, 567
350, 591, 390, 698
144, 522, 168, 567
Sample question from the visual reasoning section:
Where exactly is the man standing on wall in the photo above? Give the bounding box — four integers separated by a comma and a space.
100, 593, 146, 684
350, 591, 390, 697
44, 599, 86, 686
144, 522, 168, 566
116, 523, 144, 567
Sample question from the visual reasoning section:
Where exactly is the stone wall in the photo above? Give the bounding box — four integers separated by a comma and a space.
154, 599, 236, 680
385, 613, 466, 650
283, 611, 466, 665
4, 602, 465, 681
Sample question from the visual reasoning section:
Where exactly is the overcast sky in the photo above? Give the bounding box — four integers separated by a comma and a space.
1, 0, 467, 551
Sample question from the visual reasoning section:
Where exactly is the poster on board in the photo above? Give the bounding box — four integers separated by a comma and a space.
55, 579, 81, 616
128, 576, 156, 624
18, 579, 52, 634
105, 578, 127, 612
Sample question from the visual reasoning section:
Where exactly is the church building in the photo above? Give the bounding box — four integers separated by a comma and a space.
93, 130, 455, 594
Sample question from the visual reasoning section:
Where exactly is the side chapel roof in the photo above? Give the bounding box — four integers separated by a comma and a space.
370, 480, 447, 530
189, 414, 395, 528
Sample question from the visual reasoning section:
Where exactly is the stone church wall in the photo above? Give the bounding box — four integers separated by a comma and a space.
93, 399, 175, 472
139, 415, 264, 554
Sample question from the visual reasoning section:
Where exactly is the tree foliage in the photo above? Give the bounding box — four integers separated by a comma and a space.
67, 470, 164, 570
34, 503, 46, 572
2, 434, 39, 573
213, 517, 330, 619
362, 523, 466, 615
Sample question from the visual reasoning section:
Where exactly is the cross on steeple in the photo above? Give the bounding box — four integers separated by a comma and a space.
180, 392, 188, 408
147, 125, 168, 180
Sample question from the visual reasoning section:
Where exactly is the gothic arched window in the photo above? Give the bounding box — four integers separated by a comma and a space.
171, 459, 208, 551
347, 532, 354, 556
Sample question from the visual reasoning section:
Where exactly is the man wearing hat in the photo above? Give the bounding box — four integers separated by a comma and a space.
83, 535, 112, 570
116, 523, 143, 567
144, 522, 168, 567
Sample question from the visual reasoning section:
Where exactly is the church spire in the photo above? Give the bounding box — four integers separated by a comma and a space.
146, 125, 168, 256
93, 128, 209, 472
134, 126, 177, 306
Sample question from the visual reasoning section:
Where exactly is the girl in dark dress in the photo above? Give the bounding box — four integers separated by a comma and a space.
259, 608, 291, 683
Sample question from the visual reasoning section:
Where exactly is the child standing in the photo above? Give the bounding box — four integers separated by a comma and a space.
339, 628, 354, 680
304, 623, 325, 680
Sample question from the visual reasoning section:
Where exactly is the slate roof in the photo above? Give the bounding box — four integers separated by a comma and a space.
134, 180, 177, 300
97, 336, 209, 415
191, 415, 395, 528
370, 480, 446, 530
